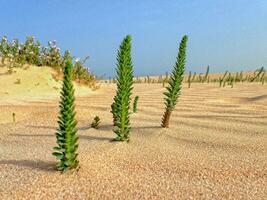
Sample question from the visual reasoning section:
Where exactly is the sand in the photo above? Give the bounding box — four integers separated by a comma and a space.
0, 66, 93, 106
0, 79, 267, 199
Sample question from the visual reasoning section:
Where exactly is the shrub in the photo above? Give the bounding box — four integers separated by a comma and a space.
52, 56, 79, 172
162, 35, 188, 128
0, 35, 96, 87
91, 116, 101, 129
0, 36, 9, 65
133, 96, 139, 113
112, 35, 134, 142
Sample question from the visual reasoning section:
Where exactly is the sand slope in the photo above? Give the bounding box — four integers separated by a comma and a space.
0, 66, 92, 105
0, 83, 266, 199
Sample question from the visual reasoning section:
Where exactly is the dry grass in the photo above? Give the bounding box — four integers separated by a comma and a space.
0, 83, 266, 199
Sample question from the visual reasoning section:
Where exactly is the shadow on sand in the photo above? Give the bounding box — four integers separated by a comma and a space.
11, 133, 113, 142
0, 159, 56, 172
27, 124, 162, 132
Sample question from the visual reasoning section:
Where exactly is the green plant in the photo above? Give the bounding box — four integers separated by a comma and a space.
133, 96, 139, 113
14, 79, 21, 84
162, 35, 188, 128
188, 71, 192, 88
192, 72, 196, 83
239, 71, 243, 82
12, 112, 16, 123
0, 36, 9, 64
251, 67, 265, 82
219, 77, 223, 87
261, 71, 265, 85
91, 116, 101, 129
0, 35, 96, 87
52, 56, 79, 172
112, 35, 134, 142
203, 66, 210, 83
230, 77, 234, 88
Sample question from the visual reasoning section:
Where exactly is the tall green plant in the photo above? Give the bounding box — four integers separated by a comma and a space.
161, 35, 188, 128
112, 35, 134, 142
52, 55, 79, 172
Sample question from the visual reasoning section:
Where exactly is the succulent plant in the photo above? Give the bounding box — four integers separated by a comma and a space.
52, 56, 79, 172
91, 116, 101, 129
162, 35, 188, 128
112, 35, 134, 142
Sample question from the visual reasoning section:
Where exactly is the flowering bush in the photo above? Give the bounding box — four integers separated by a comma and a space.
0, 36, 9, 64
0, 35, 97, 87
41, 40, 62, 69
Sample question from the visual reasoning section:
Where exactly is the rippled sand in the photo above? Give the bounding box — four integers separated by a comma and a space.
0, 83, 266, 199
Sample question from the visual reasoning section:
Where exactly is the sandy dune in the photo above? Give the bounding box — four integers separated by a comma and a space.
0, 66, 93, 106
0, 82, 266, 199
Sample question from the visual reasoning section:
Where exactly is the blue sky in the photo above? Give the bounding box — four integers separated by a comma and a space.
1, 0, 267, 77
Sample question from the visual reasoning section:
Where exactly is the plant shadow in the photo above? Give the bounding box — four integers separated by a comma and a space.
11, 133, 113, 142
0, 159, 56, 172
27, 124, 162, 132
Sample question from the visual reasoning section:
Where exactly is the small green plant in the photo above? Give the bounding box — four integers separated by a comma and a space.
14, 79, 21, 84
52, 55, 79, 172
12, 112, 16, 123
230, 78, 234, 88
133, 96, 139, 113
162, 35, 188, 128
219, 77, 223, 87
261, 71, 265, 85
188, 71, 192, 88
192, 72, 196, 83
197, 74, 202, 82
91, 116, 101, 129
251, 67, 265, 82
203, 66, 210, 83
112, 35, 134, 142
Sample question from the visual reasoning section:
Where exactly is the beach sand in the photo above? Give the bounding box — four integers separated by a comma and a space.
0, 76, 266, 199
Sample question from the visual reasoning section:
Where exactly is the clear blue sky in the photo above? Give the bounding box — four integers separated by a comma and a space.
1, 0, 267, 77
